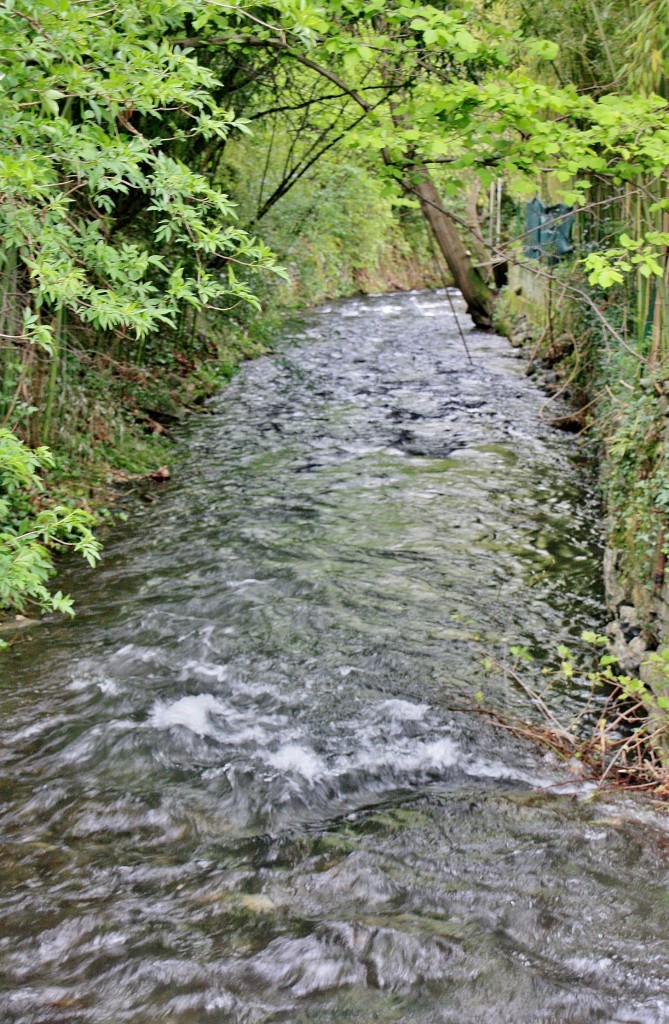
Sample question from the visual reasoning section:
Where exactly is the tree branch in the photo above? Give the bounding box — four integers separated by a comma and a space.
176, 35, 373, 112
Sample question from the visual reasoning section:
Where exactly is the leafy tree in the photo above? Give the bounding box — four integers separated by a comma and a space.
0, 0, 287, 445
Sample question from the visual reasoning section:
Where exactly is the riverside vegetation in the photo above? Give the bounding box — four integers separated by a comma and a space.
2, 0, 669, 782
489, 0, 669, 787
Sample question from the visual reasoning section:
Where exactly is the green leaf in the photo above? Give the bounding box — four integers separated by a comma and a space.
526, 39, 559, 61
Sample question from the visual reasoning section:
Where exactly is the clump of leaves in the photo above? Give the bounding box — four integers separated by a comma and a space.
0, 429, 101, 642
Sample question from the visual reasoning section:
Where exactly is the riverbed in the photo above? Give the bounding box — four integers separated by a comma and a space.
2, 289, 669, 1023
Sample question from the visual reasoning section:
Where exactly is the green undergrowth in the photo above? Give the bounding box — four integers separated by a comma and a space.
0, 429, 101, 639
0, 319, 275, 627
40, 321, 275, 503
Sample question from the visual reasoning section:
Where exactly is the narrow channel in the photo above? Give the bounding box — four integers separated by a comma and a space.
2, 290, 669, 1023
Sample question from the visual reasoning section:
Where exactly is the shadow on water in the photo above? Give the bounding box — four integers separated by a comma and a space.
2, 290, 669, 1023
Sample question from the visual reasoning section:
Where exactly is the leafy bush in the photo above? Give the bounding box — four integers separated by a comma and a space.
0, 429, 101, 634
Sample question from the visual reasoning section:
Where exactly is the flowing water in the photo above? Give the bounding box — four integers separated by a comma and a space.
2, 290, 669, 1024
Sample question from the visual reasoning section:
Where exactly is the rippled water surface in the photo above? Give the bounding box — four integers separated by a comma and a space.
2, 290, 669, 1023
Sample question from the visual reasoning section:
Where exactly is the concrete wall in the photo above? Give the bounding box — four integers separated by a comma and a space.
507, 263, 550, 324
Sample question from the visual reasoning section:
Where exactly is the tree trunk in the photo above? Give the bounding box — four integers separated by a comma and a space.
413, 167, 494, 329
27, 344, 46, 449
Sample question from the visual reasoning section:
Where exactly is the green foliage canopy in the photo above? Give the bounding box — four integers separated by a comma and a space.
0, 0, 287, 352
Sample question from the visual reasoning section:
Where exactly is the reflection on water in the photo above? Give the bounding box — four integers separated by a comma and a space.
2, 290, 669, 1023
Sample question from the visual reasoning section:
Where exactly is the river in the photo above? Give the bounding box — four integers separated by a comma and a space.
2, 289, 669, 1023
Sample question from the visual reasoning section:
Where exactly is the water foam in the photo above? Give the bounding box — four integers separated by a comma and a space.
379, 698, 429, 721
268, 744, 326, 780
149, 694, 227, 738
